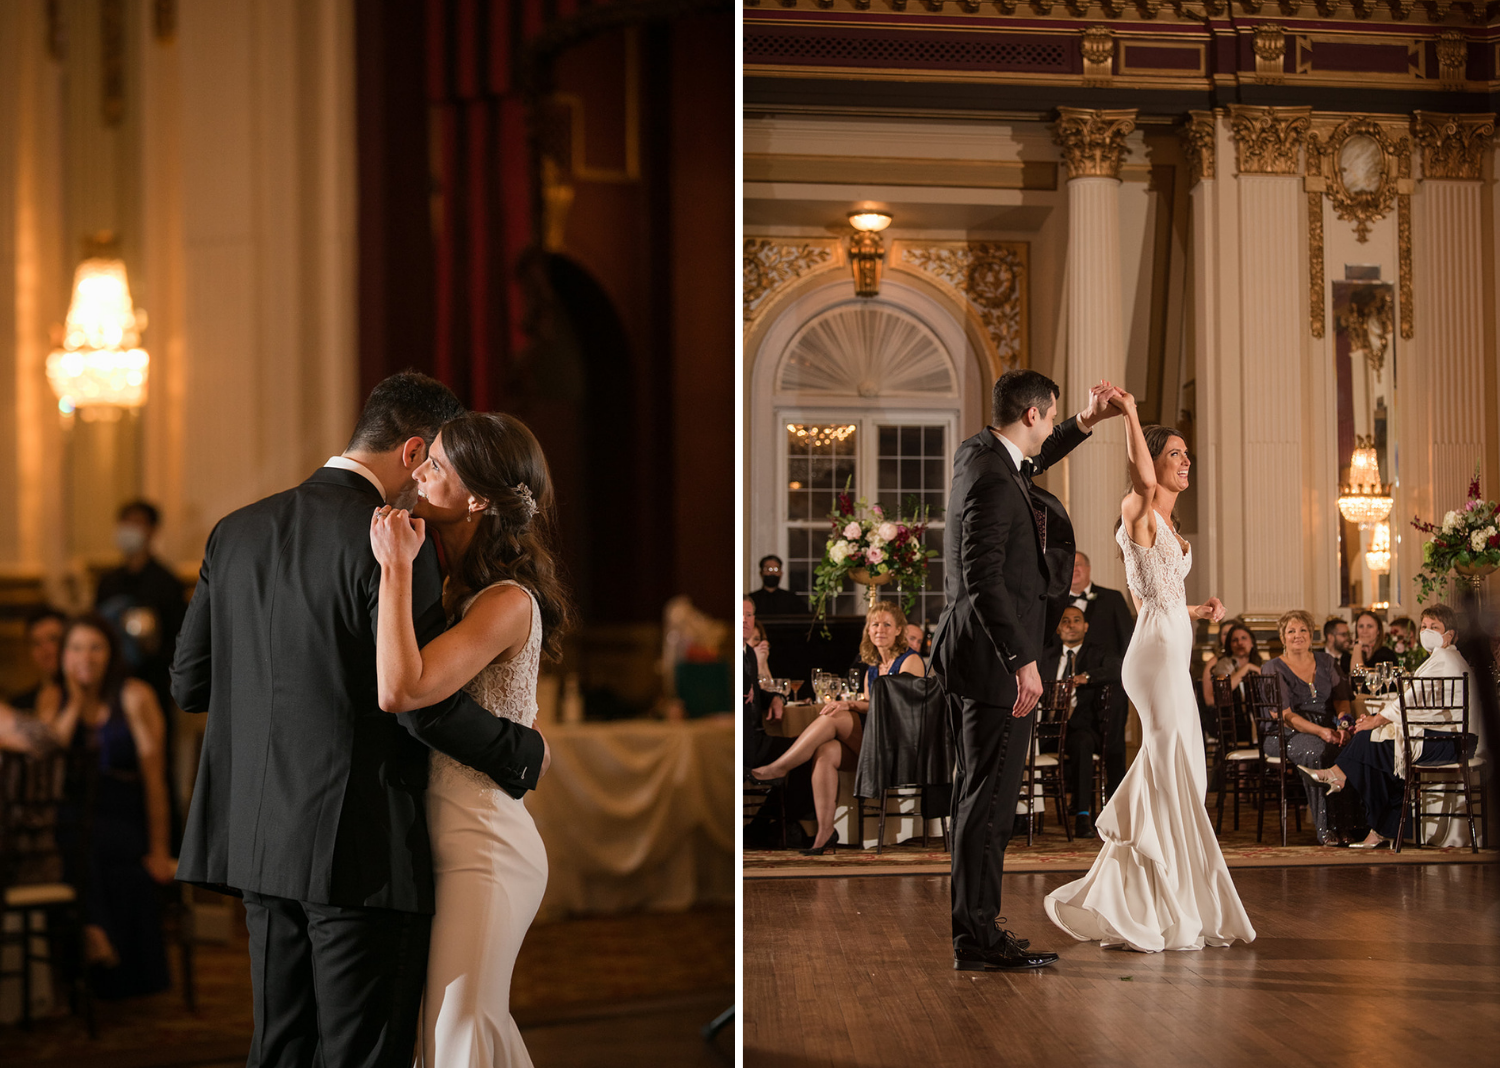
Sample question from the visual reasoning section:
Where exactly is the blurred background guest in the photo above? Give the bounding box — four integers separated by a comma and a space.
95, 500, 186, 718
903, 622, 927, 661
1040, 605, 1121, 837
749, 554, 807, 617
1259, 610, 1358, 846
38, 614, 174, 999
1067, 551, 1134, 798
9, 604, 67, 711
1387, 616, 1428, 671
1350, 609, 1399, 673
0, 701, 56, 753
1201, 618, 1262, 736
742, 596, 786, 775
750, 601, 922, 855
1323, 616, 1353, 678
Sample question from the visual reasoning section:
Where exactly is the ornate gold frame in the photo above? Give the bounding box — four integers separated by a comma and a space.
1306, 117, 1406, 244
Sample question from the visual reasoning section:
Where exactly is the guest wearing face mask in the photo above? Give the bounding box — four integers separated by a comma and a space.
749, 554, 807, 617
95, 500, 187, 840
1305, 604, 1484, 848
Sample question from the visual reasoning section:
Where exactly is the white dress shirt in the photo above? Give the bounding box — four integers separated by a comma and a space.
324, 455, 386, 502
1071, 585, 1093, 611
992, 429, 1027, 470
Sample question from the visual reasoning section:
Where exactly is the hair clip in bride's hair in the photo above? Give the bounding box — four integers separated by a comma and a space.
513, 482, 538, 521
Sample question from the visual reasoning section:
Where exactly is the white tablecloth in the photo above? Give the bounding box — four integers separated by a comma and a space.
526, 717, 734, 922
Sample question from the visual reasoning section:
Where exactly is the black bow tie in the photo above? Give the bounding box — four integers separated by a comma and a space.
1019, 458, 1038, 479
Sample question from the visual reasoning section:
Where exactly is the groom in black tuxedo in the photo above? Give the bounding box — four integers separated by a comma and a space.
172, 373, 547, 1068
930, 370, 1122, 970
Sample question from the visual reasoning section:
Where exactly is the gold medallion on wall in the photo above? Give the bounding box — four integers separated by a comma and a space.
892, 241, 1029, 375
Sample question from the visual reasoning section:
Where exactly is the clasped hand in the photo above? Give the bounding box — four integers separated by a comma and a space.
371, 505, 426, 567
1191, 598, 1226, 623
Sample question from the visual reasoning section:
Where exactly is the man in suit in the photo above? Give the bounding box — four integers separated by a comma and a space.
930, 369, 1123, 971
1066, 550, 1135, 798
1040, 605, 1122, 839
749, 554, 808, 616
171, 372, 548, 1068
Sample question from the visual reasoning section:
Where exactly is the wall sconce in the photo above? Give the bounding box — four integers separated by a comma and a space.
47, 235, 149, 415
1364, 520, 1391, 574
1337, 436, 1392, 528
847, 211, 891, 298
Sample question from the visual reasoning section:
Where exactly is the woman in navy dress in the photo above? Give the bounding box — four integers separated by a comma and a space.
40, 614, 174, 999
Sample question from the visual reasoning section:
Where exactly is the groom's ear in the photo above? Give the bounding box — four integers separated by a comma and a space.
399, 436, 428, 471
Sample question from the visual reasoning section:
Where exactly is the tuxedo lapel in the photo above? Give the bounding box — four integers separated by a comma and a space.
979, 430, 1047, 565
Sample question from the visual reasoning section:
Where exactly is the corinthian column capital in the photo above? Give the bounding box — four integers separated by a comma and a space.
1053, 107, 1137, 180
1411, 112, 1496, 180
1180, 110, 1217, 185
1227, 105, 1312, 176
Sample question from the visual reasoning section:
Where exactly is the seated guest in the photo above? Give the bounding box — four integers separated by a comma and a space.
1323, 616, 1353, 678
1040, 605, 1121, 838
1067, 551, 1134, 798
38, 615, 174, 998
749, 554, 806, 617
903, 622, 927, 661
1201, 619, 1262, 730
1259, 610, 1358, 845
750, 600, 923, 855
0, 701, 57, 753
1307, 604, 1483, 848
1350, 609, 1399, 673
11, 605, 67, 710
742, 597, 786, 774
1387, 615, 1428, 671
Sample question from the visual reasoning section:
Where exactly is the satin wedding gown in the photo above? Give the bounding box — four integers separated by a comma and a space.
419, 581, 548, 1067
1043, 518, 1255, 952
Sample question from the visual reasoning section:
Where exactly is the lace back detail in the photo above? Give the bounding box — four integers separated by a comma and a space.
431, 580, 543, 794
1114, 517, 1191, 616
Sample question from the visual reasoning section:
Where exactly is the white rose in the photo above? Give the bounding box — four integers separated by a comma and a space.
876, 522, 899, 542
828, 540, 851, 564
866, 547, 886, 565
1442, 510, 1460, 533
843, 522, 862, 540
1473, 528, 1493, 553
867, 534, 885, 551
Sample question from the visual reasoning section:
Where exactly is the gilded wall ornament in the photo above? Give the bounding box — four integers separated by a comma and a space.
1410, 111, 1496, 180
848, 232, 885, 297
1436, 31, 1465, 88
743, 239, 837, 321
1228, 105, 1311, 175
1309, 190, 1326, 338
898, 242, 1030, 373
1081, 26, 1114, 86
1052, 108, 1137, 180
1253, 24, 1286, 83
1180, 110, 1217, 185
1337, 287, 1394, 381
1307, 118, 1405, 242
1397, 143, 1413, 339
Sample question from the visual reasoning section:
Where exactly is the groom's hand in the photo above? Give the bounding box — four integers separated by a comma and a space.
538, 733, 552, 779
1012, 661, 1042, 719
1078, 381, 1125, 430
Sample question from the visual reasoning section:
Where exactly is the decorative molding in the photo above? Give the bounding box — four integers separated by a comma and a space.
1309, 190, 1326, 337
1228, 105, 1311, 176
1336, 286, 1395, 381
1081, 25, 1114, 86
1253, 24, 1286, 84
743, 239, 839, 322
1052, 107, 1137, 181
743, 0, 1486, 22
1435, 29, 1464, 87
1397, 141, 1413, 339
1180, 110, 1217, 185
1410, 111, 1496, 180
896, 241, 1030, 373
1306, 117, 1405, 242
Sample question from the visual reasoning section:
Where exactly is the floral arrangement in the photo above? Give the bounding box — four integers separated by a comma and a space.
1410, 464, 1500, 601
810, 486, 938, 622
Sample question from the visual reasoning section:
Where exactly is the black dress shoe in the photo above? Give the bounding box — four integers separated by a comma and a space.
1074, 814, 1094, 839
955, 928, 1058, 971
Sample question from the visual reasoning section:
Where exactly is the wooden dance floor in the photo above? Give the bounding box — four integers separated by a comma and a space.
744, 864, 1500, 1067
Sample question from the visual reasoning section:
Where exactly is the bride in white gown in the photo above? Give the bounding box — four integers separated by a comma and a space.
1044, 389, 1255, 953
371, 411, 573, 1066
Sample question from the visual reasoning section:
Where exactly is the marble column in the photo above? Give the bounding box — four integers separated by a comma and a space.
1227, 105, 1312, 613
1053, 107, 1135, 590
1408, 112, 1495, 531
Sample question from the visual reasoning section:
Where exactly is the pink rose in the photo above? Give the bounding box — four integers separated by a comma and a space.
843, 522, 862, 540
866, 547, 886, 565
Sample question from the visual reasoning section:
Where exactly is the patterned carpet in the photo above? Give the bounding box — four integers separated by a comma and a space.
744, 820, 1494, 876
1, 904, 733, 1067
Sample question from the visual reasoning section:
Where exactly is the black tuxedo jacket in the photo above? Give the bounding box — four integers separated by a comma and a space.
171, 467, 546, 914
1071, 585, 1135, 665
930, 417, 1092, 704
1040, 636, 1121, 727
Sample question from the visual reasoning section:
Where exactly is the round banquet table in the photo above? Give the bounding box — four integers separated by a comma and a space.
524, 716, 734, 922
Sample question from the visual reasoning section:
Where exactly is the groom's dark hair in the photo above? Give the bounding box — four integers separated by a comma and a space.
346, 371, 466, 452
992, 369, 1060, 427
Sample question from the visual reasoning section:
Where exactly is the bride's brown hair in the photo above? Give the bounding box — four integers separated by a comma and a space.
1114, 424, 1184, 545
438, 412, 574, 662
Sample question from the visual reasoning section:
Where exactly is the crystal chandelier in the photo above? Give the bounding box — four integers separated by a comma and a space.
1337, 436, 1392, 528
46, 256, 149, 413
1364, 521, 1391, 574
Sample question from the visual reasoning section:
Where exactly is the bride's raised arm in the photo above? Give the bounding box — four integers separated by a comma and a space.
1115, 390, 1157, 545
370, 507, 533, 714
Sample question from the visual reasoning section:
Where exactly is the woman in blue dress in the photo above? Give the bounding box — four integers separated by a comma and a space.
40, 614, 174, 999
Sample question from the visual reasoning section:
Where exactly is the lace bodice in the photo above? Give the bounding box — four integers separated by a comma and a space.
431, 579, 542, 794
1114, 515, 1191, 616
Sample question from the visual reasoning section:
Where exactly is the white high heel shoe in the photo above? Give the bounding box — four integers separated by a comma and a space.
1297, 765, 1344, 794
